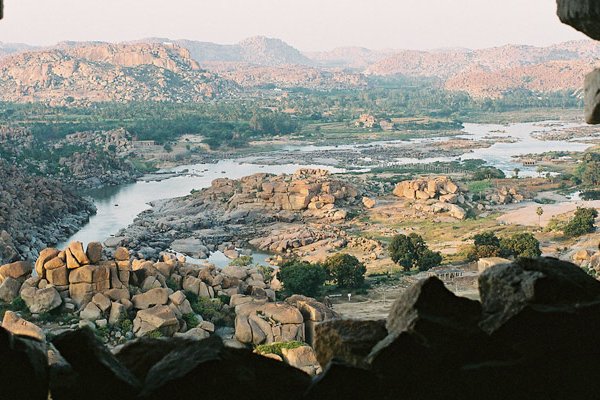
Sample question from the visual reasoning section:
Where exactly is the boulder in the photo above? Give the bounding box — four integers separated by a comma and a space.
0, 327, 49, 399
478, 257, 600, 334
109, 302, 127, 325
281, 345, 322, 375
557, 0, 600, 41
51, 328, 141, 398
46, 265, 68, 286
133, 305, 179, 337
2, 310, 45, 341
314, 319, 387, 368
114, 247, 130, 261
132, 288, 169, 310
92, 293, 112, 313
362, 197, 376, 209
35, 247, 59, 276
86, 242, 104, 264
80, 302, 102, 321
0, 276, 21, 302
137, 336, 310, 399
68, 241, 90, 265
222, 265, 248, 280
174, 327, 210, 340
21, 286, 62, 314
0, 260, 32, 281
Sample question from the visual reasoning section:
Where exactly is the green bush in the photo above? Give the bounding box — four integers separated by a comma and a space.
187, 294, 234, 327
255, 341, 305, 357
389, 233, 442, 271
229, 255, 254, 267
500, 233, 541, 259
563, 207, 598, 238
322, 253, 366, 288
182, 313, 200, 329
277, 260, 327, 297
120, 319, 133, 332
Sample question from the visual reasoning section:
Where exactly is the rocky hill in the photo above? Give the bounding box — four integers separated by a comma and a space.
143, 36, 313, 66
365, 41, 600, 97
0, 42, 237, 105
444, 59, 596, 98
0, 159, 95, 261
202, 62, 366, 89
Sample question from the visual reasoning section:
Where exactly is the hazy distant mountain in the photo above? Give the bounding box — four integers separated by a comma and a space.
141, 36, 313, 66
0, 42, 237, 105
305, 47, 394, 69
0, 42, 38, 58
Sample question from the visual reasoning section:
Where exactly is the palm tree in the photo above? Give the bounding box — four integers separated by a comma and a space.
513, 168, 520, 179
536, 206, 544, 227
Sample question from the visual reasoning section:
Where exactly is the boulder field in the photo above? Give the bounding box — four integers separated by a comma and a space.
2, 257, 600, 398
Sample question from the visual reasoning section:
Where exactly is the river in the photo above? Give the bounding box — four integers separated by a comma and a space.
60, 121, 594, 258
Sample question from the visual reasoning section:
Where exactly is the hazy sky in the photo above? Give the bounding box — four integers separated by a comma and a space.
0, 0, 589, 51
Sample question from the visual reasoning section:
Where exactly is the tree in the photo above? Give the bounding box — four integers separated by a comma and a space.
322, 254, 366, 288
389, 233, 442, 271
500, 233, 541, 259
277, 261, 327, 297
513, 167, 520, 179
579, 153, 600, 186
536, 206, 544, 227
563, 207, 598, 238
473, 232, 501, 248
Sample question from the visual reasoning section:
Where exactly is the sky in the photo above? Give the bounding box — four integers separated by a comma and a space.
0, 0, 589, 51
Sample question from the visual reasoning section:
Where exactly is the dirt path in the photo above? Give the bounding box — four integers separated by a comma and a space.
497, 200, 600, 227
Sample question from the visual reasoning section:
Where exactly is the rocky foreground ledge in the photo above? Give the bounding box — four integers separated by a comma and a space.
3, 256, 600, 399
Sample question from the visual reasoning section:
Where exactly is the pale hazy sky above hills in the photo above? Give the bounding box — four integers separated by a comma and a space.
0, 0, 589, 51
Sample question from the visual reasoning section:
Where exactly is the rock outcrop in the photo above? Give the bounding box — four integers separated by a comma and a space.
0, 43, 237, 105
0, 160, 96, 260
393, 176, 469, 220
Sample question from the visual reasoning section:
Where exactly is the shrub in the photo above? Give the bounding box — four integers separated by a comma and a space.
182, 313, 200, 329
322, 253, 367, 288
563, 207, 598, 238
500, 233, 541, 259
229, 255, 253, 267
189, 296, 234, 327
255, 341, 305, 357
120, 319, 133, 332
277, 260, 327, 297
389, 233, 442, 271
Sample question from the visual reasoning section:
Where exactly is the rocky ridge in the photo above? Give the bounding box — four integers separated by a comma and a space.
0, 159, 95, 261
0, 42, 237, 105
115, 169, 368, 259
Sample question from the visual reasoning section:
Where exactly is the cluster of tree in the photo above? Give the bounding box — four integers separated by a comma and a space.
276, 254, 366, 297
388, 233, 442, 271
577, 152, 600, 187
563, 207, 598, 238
462, 231, 541, 261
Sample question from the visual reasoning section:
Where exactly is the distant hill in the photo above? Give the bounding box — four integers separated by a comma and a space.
1, 38, 599, 101
141, 36, 313, 66
0, 42, 238, 105
0, 42, 38, 58
364, 41, 600, 97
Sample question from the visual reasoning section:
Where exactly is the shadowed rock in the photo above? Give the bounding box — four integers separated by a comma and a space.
0, 326, 48, 400
51, 328, 141, 399
314, 319, 387, 368
138, 336, 311, 399
557, 0, 600, 40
